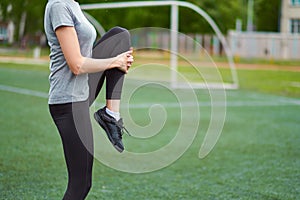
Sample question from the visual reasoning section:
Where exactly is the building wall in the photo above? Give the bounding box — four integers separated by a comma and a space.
281, 0, 300, 33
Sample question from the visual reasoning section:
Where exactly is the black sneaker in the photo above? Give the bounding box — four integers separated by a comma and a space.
94, 107, 130, 153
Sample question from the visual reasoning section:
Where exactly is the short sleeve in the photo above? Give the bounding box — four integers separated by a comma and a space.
50, 2, 74, 31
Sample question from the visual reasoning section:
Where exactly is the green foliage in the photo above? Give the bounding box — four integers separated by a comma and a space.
0, 0, 46, 42
0, 0, 282, 43
254, 0, 281, 32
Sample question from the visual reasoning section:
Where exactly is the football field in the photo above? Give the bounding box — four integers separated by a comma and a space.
0, 60, 299, 199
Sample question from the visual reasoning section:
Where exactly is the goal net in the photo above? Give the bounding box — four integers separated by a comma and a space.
81, 1, 238, 90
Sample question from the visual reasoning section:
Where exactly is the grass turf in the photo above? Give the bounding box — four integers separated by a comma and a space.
0, 62, 299, 199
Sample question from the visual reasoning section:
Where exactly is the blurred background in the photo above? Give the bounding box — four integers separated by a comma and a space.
0, 0, 296, 59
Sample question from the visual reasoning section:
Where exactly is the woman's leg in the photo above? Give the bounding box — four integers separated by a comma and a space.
88, 26, 131, 152
49, 100, 93, 200
88, 26, 131, 107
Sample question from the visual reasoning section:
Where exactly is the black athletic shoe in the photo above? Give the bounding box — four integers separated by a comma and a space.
94, 107, 130, 153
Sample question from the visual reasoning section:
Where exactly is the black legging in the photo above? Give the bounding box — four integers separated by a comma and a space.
49, 27, 131, 200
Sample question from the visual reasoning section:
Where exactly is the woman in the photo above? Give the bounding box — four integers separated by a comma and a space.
44, 0, 133, 199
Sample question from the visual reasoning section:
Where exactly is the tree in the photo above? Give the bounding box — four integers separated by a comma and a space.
81, 0, 170, 30
254, 0, 281, 32
0, 0, 283, 45
0, 0, 46, 44
179, 0, 248, 33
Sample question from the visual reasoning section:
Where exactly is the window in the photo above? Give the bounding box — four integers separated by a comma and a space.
291, 0, 300, 5
0, 26, 7, 40
290, 19, 300, 33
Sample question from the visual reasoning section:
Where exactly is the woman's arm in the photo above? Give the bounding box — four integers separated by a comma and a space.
55, 26, 133, 75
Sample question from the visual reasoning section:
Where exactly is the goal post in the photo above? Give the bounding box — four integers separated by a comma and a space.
81, 1, 239, 89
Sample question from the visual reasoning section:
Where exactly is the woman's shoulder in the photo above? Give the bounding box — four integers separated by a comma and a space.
48, 0, 78, 11
47, 0, 68, 7
47, 0, 79, 12
46, 0, 76, 16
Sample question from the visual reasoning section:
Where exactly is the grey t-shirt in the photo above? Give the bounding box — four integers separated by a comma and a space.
44, 0, 96, 104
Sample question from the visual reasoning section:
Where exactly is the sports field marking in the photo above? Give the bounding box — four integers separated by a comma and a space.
0, 57, 49, 65
289, 82, 300, 88
0, 84, 48, 98
118, 101, 300, 108
1, 84, 299, 107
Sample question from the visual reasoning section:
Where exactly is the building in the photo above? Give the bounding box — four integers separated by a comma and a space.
281, 0, 300, 33
0, 21, 14, 44
227, 0, 300, 59
0, 22, 8, 42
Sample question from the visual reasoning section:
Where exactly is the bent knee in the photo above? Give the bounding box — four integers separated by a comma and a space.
109, 26, 130, 39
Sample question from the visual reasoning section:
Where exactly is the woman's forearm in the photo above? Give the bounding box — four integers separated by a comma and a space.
77, 56, 118, 75
55, 26, 132, 75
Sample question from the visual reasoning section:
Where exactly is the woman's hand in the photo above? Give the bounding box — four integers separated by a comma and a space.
114, 47, 134, 73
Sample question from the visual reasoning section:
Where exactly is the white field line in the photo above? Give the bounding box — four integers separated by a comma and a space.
1, 84, 300, 107
289, 82, 300, 88
119, 101, 300, 108
0, 57, 49, 65
0, 84, 48, 98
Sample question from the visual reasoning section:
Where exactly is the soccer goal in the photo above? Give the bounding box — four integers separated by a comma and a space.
81, 1, 239, 89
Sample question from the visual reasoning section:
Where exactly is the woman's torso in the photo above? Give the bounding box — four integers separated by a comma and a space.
44, 0, 96, 104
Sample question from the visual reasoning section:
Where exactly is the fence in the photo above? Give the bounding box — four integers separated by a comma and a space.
228, 31, 300, 60
131, 30, 300, 60
131, 30, 221, 56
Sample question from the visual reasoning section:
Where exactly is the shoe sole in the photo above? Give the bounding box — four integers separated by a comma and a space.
94, 112, 124, 153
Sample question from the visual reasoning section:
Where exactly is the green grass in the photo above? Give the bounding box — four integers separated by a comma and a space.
178, 66, 300, 98
0, 62, 299, 199
237, 69, 300, 97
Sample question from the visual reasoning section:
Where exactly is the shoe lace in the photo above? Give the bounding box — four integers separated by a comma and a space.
100, 110, 131, 137
116, 119, 131, 136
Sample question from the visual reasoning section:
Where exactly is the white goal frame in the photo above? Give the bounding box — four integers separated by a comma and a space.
81, 1, 239, 89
